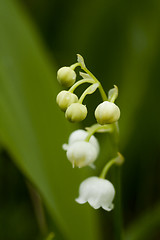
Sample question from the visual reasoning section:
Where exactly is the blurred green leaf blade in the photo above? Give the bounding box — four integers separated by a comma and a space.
125, 203, 160, 240
0, 0, 100, 240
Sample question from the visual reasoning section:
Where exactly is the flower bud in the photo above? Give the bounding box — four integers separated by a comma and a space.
65, 103, 87, 122
95, 101, 120, 125
56, 90, 78, 112
57, 67, 76, 87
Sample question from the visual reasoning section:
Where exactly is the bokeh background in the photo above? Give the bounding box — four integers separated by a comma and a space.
0, 0, 160, 239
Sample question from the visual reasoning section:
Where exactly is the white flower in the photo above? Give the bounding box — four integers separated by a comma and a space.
65, 103, 87, 122
95, 101, 120, 124
66, 141, 98, 168
57, 66, 76, 87
63, 130, 99, 168
56, 90, 78, 112
68, 129, 99, 152
75, 176, 115, 211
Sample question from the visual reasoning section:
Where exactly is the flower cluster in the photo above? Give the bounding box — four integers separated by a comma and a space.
56, 54, 124, 211
56, 54, 120, 124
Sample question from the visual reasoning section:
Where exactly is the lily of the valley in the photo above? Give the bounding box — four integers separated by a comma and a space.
95, 101, 120, 124
63, 130, 99, 168
75, 176, 115, 211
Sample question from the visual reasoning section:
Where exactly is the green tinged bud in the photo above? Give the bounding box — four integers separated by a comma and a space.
65, 103, 87, 122
56, 90, 78, 112
95, 101, 120, 125
57, 67, 76, 87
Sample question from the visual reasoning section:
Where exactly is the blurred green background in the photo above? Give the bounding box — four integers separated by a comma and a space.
0, 0, 160, 239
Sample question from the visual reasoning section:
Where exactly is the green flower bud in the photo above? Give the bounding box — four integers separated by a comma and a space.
95, 101, 120, 125
57, 67, 76, 87
65, 103, 87, 122
56, 90, 78, 112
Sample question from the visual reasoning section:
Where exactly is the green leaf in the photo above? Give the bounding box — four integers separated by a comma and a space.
45, 232, 55, 240
125, 203, 160, 240
0, 0, 100, 240
118, 8, 160, 149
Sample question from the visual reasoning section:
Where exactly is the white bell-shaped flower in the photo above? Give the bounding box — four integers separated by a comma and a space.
75, 176, 115, 211
68, 129, 99, 152
63, 130, 99, 168
66, 141, 98, 168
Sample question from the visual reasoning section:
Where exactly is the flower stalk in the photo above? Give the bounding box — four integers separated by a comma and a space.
68, 78, 95, 93
110, 122, 124, 240
80, 63, 108, 101
99, 153, 124, 179
56, 54, 124, 238
85, 123, 113, 142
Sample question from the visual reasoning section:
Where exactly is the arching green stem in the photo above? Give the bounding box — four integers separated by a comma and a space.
99, 153, 124, 179
80, 65, 108, 101
78, 83, 99, 104
109, 123, 124, 240
70, 62, 81, 70
85, 123, 113, 142
69, 78, 95, 93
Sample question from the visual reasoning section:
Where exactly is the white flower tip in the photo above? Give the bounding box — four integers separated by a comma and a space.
88, 199, 101, 209
102, 203, 114, 211
62, 144, 68, 150
75, 197, 86, 204
89, 163, 96, 169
